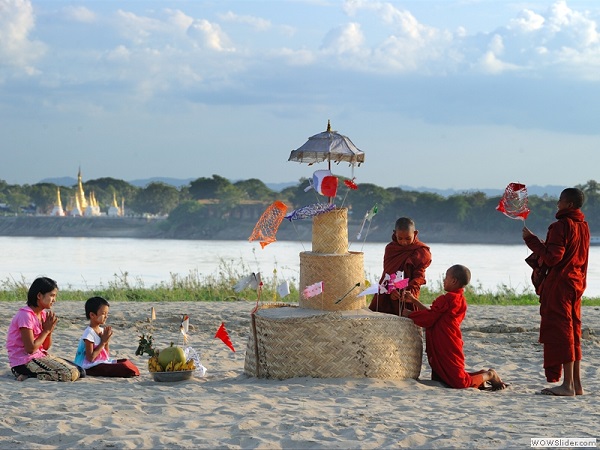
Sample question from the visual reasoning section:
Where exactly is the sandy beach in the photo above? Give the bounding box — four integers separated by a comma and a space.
1, 300, 598, 449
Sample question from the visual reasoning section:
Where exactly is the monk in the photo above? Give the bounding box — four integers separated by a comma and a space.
368, 217, 431, 315
523, 187, 590, 396
403, 264, 507, 390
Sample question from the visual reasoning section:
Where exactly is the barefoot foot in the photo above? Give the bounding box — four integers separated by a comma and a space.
540, 386, 575, 396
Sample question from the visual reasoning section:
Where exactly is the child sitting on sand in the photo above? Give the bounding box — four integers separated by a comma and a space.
403, 264, 507, 390
74, 296, 140, 377
6, 277, 82, 381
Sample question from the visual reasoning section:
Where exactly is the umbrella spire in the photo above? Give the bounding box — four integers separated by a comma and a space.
327, 120, 331, 132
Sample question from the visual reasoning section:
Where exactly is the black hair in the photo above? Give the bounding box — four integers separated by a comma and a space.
449, 264, 471, 287
561, 188, 585, 209
395, 217, 415, 231
85, 296, 110, 319
27, 277, 58, 307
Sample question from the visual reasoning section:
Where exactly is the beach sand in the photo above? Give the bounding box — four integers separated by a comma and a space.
1, 300, 598, 449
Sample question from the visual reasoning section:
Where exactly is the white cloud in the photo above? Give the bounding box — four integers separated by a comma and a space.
508, 9, 545, 33
0, 0, 45, 75
338, 0, 600, 79
105, 45, 131, 63
218, 11, 271, 31
115, 9, 164, 44
321, 22, 364, 54
165, 9, 194, 32
63, 5, 96, 23
188, 19, 235, 52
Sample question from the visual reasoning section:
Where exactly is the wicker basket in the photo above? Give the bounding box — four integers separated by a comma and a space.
312, 208, 348, 254
244, 304, 423, 380
299, 251, 365, 311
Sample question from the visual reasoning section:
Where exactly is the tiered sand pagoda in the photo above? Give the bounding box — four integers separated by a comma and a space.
244, 123, 423, 380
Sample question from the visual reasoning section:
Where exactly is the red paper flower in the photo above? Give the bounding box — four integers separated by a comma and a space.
344, 178, 358, 190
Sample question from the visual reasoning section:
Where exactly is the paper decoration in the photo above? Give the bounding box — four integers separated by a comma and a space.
303, 281, 324, 299
215, 322, 235, 352
496, 182, 530, 221
184, 347, 207, 377
180, 315, 189, 344
277, 280, 290, 298
380, 271, 410, 294
307, 169, 338, 197
357, 284, 379, 297
233, 272, 262, 293
285, 203, 336, 221
249, 201, 287, 248
344, 178, 358, 190
357, 204, 378, 239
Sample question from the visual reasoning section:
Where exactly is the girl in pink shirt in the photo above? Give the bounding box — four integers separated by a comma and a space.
6, 277, 82, 381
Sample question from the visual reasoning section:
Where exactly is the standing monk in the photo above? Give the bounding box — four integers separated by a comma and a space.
522, 187, 590, 396
369, 217, 432, 316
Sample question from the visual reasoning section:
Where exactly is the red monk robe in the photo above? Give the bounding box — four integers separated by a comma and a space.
409, 289, 484, 389
524, 208, 589, 382
368, 233, 431, 316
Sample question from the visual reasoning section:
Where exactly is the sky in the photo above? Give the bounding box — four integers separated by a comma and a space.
1, 0, 600, 191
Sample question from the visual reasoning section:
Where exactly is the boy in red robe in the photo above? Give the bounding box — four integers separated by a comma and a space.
368, 217, 431, 316
522, 187, 589, 396
403, 264, 507, 390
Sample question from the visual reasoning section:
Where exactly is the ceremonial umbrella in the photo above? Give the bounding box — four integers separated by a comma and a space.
288, 120, 365, 170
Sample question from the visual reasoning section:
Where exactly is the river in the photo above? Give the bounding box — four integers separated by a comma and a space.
1, 236, 598, 297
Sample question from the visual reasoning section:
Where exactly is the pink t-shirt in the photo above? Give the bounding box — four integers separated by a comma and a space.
6, 306, 48, 367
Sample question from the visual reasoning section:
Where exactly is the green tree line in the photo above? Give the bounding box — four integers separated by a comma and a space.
1, 176, 598, 241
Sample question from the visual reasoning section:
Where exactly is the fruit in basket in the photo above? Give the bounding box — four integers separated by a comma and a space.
157, 343, 186, 370
148, 353, 163, 372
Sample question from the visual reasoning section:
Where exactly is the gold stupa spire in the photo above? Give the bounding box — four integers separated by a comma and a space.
56, 187, 63, 208
76, 167, 88, 209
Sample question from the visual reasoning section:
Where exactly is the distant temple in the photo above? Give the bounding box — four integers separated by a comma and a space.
50, 187, 65, 216
107, 192, 124, 217
51, 167, 123, 217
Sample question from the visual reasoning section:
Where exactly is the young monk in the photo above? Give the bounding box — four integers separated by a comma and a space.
522, 187, 590, 396
403, 264, 508, 390
368, 217, 431, 315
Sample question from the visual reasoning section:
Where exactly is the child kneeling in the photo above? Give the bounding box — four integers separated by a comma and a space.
403, 264, 507, 390
75, 297, 139, 378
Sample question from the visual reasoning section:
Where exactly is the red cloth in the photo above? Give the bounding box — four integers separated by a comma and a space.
524, 208, 589, 381
85, 359, 140, 378
409, 289, 476, 389
368, 234, 431, 316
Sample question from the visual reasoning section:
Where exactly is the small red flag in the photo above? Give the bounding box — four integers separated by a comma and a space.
215, 322, 236, 352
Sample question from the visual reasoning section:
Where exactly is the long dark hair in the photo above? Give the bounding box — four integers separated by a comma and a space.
27, 277, 58, 307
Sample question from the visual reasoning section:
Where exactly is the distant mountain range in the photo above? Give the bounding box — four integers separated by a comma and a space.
40, 176, 565, 198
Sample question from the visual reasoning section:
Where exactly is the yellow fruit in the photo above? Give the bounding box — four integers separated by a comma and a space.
185, 361, 196, 371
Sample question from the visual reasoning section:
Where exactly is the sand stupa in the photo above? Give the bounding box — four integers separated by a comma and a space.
244, 122, 423, 380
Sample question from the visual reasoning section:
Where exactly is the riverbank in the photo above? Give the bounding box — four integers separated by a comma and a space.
0, 216, 524, 244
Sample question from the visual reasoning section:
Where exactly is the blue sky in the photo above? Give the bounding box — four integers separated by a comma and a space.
1, 0, 599, 190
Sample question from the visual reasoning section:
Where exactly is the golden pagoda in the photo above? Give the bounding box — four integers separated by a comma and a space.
76, 167, 88, 210
69, 195, 83, 216
85, 191, 100, 216
50, 187, 65, 216
108, 192, 122, 217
